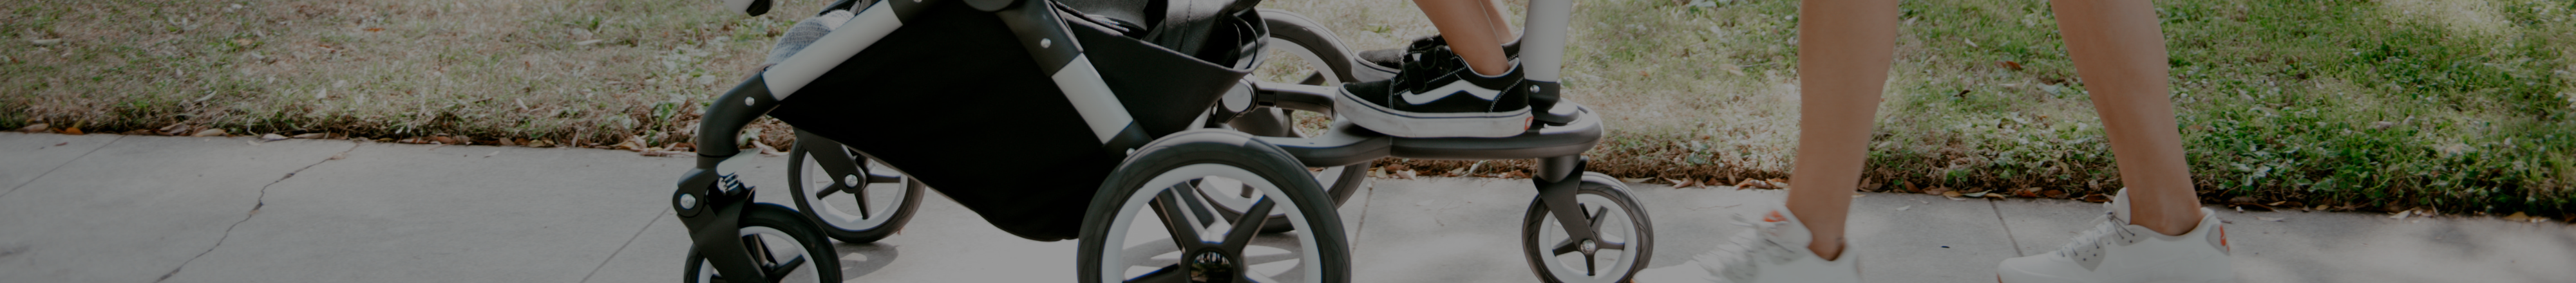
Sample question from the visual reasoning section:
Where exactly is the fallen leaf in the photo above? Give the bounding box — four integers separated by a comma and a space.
56, 127, 82, 135
365, 27, 384, 32
192, 129, 228, 137
573, 39, 604, 46
329, 152, 346, 160
1618, 177, 1651, 183
1942, 190, 1963, 197
1962, 191, 1989, 197
291, 132, 328, 139
2502, 212, 2530, 222
1902, 182, 1921, 193
258, 133, 289, 142
527, 140, 554, 147
1669, 178, 1696, 188
54, 142, 68, 146
2080, 194, 2112, 203
1397, 169, 1417, 179
1984, 192, 2007, 199
1999, 60, 2024, 71
1895, 205, 1912, 211
2389, 210, 2413, 220
16, 123, 50, 132
2043, 190, 2068, 198
1371, 168, 1388, 178
2257, 217, 2286, 222
1924, 187, 1955, 196
431, 136, 459, 145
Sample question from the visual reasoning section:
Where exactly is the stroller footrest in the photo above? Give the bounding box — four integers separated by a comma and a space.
1260, 102, 1604, 166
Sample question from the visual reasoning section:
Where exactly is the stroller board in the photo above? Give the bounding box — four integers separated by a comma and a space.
670, 0, 1655, 281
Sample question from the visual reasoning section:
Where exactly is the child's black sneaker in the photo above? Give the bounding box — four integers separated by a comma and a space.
1336, 39, 1531, 138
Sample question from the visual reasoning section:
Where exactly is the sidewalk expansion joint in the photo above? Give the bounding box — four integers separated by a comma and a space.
1988, 199, 2025, 257
154, 142, 363, 283
0, 135, 124, 199
580, 208, 671, 283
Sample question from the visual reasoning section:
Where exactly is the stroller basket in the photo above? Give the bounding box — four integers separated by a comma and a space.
764, 0, 1260, 241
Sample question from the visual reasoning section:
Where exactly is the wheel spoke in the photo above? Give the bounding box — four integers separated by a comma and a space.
1220, 197, 1274, 251
1582, 252, 1598, 276
1127, 264, 1188, 283
1551, 236, 1583, 255
766, 255, 807, 282
1588, 205, 1610, 229
1151, 190, 1207, 246
851, 184, 872, 219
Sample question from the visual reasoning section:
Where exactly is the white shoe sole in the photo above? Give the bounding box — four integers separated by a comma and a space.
1336, 90, 1531, 138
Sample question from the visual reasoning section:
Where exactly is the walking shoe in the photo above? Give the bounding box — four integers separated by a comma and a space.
1631, 206, 1860, 283
1335, 37, 1532, 138
1997, 188, 2235, 283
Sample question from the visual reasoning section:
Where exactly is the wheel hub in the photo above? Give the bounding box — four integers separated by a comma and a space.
1187, 250, 1238, 283
1580, 239, 1598, 254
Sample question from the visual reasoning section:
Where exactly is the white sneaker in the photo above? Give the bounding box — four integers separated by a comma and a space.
1631, 206, 1859, 283
1997, 188, 2235, 283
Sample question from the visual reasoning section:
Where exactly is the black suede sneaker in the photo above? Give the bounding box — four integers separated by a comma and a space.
1336, 37, 1531, 138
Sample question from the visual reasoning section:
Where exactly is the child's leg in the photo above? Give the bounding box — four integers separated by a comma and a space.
1413, 0, 1515, 76
1782, 0, 1902, 260
2048, 0, 2204, 235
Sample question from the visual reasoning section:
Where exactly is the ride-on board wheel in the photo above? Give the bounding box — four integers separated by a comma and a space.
1079, 130, 1351, 283
685, 203, 842, 283
1522, 172, 1654, 283
788, 138, 927, 244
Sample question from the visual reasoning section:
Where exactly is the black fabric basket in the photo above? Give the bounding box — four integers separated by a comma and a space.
765, 0, 1255, 241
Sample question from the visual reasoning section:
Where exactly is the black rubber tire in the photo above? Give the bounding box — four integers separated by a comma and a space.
1077, 130, 1350, 283
787, 143, 926, 244
1520, 172, 1654, 283
684, 203, 844, 283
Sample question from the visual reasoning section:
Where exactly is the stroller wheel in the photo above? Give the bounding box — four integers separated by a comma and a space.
685, 204, 842, 283
788, 141, 925, 244
1522, 172, 1654, 283
1079, 131, 1350, 283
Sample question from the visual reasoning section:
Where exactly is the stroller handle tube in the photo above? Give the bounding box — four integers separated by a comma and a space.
1518, 0, 1573, 82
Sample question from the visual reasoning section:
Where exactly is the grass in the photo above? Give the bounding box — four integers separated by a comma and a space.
6, 0, 2573, 218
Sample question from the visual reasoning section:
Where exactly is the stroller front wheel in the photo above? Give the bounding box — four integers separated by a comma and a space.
684, 203, 842, 283
1079, 130, 1351, 283
1522, 172, 1654, 283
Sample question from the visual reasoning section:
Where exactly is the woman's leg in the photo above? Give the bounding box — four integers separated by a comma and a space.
1412, 0, 1517, 76
1783, 0, 1903, 260
2048, 0, 2203, 235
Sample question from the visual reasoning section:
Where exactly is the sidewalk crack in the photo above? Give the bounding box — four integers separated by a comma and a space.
0, 135, 124, 199
1989, 199, 2025, 257
153, 142, 363, 282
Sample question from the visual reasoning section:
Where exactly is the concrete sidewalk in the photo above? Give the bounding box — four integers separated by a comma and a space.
1, 132, 2568, 282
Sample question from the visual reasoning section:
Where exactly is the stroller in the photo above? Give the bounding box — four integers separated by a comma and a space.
670, 0, 1654, 280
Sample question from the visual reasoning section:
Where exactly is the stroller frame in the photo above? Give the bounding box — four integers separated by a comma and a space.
670, 0, 1638, 280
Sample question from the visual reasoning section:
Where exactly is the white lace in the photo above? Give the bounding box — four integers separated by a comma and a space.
1694, 215, 1801, 282
2051, 212, 2139, 262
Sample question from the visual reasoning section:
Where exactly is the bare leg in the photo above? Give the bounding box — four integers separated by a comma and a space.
1784, 0, 1902, 260
2049, 0, 2203, 236
1413, 0, 1516, 76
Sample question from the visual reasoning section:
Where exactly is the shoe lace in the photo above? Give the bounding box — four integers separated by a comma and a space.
1694, 214, 1801, 282
2051, 212, 2139, 261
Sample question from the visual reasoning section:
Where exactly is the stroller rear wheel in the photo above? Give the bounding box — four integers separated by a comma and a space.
684, 203, 842, 283
1079, 131, 1350, 283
